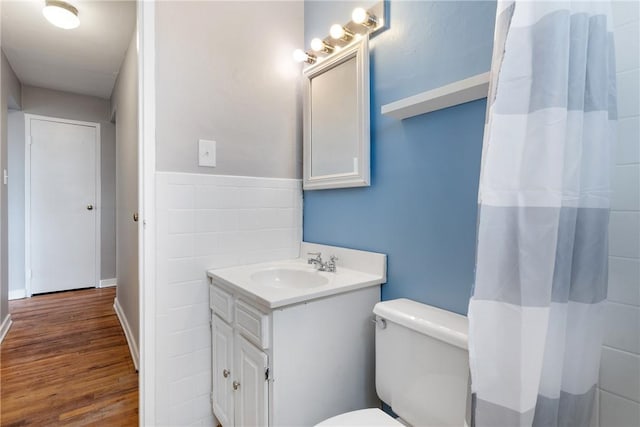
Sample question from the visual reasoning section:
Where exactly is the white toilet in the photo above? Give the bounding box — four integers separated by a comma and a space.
316, 298, 470, 427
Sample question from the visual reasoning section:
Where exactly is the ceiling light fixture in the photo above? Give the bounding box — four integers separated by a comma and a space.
43, 0, 80, 30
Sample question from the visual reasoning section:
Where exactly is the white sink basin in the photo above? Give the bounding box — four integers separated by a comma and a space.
250, 268, 329, 289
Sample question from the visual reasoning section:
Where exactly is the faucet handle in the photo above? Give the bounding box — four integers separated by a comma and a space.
307, 252, 322, 265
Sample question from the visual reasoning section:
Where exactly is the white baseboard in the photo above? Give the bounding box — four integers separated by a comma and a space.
99, 278, 117, 288
0, 314, 13, 344
9, 289, 27, 300
114, 297, 139, 371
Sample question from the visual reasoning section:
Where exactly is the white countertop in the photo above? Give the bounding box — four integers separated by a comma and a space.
207, 258, 385, 309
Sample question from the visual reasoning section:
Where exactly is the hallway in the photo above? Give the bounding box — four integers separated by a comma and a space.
0, 288, 138, 426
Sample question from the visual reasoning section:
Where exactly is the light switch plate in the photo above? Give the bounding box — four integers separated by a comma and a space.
198, 139, 216, 167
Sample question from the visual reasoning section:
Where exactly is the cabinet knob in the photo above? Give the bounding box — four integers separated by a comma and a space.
232, 381, 240, 391
223, 369, 230, 378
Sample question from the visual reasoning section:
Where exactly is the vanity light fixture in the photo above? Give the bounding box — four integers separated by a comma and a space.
292, 2, 385, 66
293, 49, 317, 64
330, 24, 354, 41
352, 7, 377, 27
42, 0, 80, 30
310, 38, 335, 54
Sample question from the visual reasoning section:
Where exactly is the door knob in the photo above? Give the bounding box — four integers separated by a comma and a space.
223, 369, 230, 378
86, 204, 94, 210
133, 212, 139, 222
232, 381, 240, 391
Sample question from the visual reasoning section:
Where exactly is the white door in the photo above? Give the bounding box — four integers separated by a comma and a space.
28, 118, 98, 294
235, 335, 269, 427
212, 315, 235, 427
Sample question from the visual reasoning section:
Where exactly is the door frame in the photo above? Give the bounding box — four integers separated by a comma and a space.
137, 0, 157, 424
24, 113, 102, 297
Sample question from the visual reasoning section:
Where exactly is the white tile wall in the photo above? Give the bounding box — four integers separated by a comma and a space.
155, 172, 302, 426
598, 4, 640, 426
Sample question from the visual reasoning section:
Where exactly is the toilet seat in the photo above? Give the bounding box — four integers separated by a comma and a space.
315, 408, 404, 426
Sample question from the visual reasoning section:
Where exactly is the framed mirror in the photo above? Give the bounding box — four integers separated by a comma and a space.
303, 35, 370, 190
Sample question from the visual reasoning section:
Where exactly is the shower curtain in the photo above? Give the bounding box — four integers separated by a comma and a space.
468, 1, 616, 426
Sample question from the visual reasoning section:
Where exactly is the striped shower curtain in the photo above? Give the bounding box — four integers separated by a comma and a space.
468, 1, 617, 426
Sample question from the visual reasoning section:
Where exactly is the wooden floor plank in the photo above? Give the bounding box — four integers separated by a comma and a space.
0, 288, 138, 426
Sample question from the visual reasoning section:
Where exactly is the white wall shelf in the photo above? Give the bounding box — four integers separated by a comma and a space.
381, 72, 490, 120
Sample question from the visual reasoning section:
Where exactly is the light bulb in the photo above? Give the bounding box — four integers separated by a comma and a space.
351, 8, 367, 24
352, 7, 377, 26
310, 38, 324, 52
310, 38, 334, 54
293, 49, 307, 63
330, 24, 345, 39
292, 49, 316, 64
42, 0, 80, 29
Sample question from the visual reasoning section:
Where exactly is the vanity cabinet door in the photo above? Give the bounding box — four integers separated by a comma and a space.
212, 315, 234, 427
234, 335, 269, 427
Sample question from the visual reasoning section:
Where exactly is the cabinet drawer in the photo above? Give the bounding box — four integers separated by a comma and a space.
210, 284, 233, 323
235, 300, 269, 349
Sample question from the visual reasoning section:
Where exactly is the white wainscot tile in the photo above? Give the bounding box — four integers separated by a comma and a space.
167, 184, 195, 210
195, 185, 240, 209
169, 399, 196, 426
611, 165, 640, 211
248, 187, 296, 209
616, 117, 640, 165
243, 229, 295, 252
167, 325, 211, 357
167, 279, 209, 309
240, 248, 299, 265
195, 209, 238, 232
618, 69, 640, 119
608, 257, 640, 306
167, 302, 210, 332
604, 302, 640, 353
217, 231, 249, 253
167, 259, 202, 284
170, 373, 212, 407
194, 232, 220, 256
600, 346, 640, 402
191, 393, 216, 424
167, 234, 194, 259
168, 210, 195, 234
237, 208, 295, 231
600, 390, 640, 427
168, 348, 210, 382
195, 253, 242, 271
615, 20, 640, 73
609, 212, 640, 258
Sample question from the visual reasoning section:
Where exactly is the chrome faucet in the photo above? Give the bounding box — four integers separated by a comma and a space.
307, 252, 338, 272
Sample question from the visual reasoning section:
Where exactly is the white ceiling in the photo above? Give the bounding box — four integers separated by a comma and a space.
2, 0, 136, 99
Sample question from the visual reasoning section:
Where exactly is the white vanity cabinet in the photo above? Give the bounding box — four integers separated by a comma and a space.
211, 285, 269, 427
208, 279, 381, 427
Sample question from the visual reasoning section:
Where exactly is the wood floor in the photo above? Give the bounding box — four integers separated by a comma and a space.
0, 288, 138, 426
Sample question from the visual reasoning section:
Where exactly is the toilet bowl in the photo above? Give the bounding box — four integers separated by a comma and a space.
314, 298, 470, 427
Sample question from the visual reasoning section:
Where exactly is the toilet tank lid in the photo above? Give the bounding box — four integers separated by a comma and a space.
373, 299, 468, 350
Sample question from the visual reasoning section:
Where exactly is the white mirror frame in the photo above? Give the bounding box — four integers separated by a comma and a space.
303, 35, 370, 190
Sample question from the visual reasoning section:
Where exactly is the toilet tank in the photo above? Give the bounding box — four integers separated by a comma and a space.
373, 299, 470, 427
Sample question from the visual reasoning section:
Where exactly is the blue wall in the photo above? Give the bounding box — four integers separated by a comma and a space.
303, 1, 496, 315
